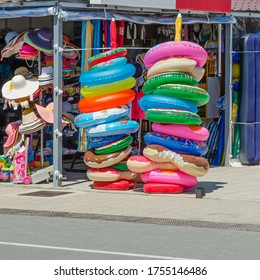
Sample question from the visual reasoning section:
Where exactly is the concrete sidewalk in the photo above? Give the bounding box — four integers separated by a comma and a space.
0, 166, 260, 225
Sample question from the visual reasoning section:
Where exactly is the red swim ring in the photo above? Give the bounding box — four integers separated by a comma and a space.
78, 90, 135, 113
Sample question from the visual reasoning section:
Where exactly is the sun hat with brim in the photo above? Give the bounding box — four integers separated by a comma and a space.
19, 43, 38, 58
18, 108, 46, 134
24, 27, 53, 54
2, 75, 39, 101
14, 67, 33, 79
1, 32, 26, 60
62, 112, 76, 130
4, 120, 22, 149
35, 102, 68, 128
4, 31, 18, 45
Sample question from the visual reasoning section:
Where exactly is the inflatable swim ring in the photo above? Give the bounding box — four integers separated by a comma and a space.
144, 41, 208, 68
127, 155, 178, 173
88, 47, 127, 67
153, 84, 209, 107
89, 134, 127, 148
95, 135, 133, 155
144, 133, 208, 156
111, 161, 129, 171
191, 67, 205, 82
141, 169, 198, 189
152, 123, 209, 141
81, 77, 136, 98
143, 144, 209, 177
147, 57, 196, 79
87, 167, 136, 182
80, 63, 136, 86
78, 90, 135, 113
90, 57, 127, 71
84, 146, 132, 168
143, 183, 184, 193
143, 72, 198, 95
86, 120, 139, 138
145, 109, 202, 125
93, 180, 135, 190
139, 95, 198, 113
75, 106, 129, 128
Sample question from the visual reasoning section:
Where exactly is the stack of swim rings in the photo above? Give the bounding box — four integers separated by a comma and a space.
75, 47, 139, 190
127, 41, 210, 194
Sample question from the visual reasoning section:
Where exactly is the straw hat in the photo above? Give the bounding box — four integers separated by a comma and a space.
14, 66, 33, 79
19, 43, 38, 59
35, 102, 68, 128
19, 108, 46, 134
4, 31, 18, 44
3, 120, 21, 149
2, 75, 39, 101
24, 27, 53, 54
1, 32, 26, 60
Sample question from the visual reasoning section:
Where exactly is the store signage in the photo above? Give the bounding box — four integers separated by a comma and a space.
176, 0, 231, 13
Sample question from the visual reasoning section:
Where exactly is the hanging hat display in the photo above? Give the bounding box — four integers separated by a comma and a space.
19, 43, 38, 59
2, 75, 39, 101
3, 120, 22, 149
14, 67, 33, 79
24, 27, 53, 54
19, 108, 46, 134
35, 102, 68, 127
4, 31, 18, 45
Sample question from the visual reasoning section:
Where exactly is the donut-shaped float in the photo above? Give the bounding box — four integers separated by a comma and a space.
90, 57, 127, 71
139, 95, 198, 113
127, 155, 178, 173
84, 145, 132, 168
93, 180, 135, 190
89, 134, 128, 148
147, 57, 196, 79
143, 183, 184, 194
80, 63, 136, 86
144, 133, 208, 156
81, 77, 136, 98
87, 167, 136, 182
191, 67, 205, 82
143, 144, 209, 177
143, 41, 208, 68
75, 106, 129, 128
88, 47, 127, 67
152, 123, 209, 142
95, 135, 133, 155
143, 72, 198, 95
153, 84, 210, 107
78, 90, 135, 113
141, 169, 198, 189
145, 109, 202, 125
86, 120, 139, 137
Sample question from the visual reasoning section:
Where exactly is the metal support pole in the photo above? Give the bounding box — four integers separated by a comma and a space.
53, 1, 63, 187
224, 23, 233, 166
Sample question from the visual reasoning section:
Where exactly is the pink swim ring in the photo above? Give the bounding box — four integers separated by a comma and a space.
144, 41, 208, 69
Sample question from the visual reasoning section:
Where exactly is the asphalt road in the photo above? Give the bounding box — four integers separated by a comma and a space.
0, 214, 260, 260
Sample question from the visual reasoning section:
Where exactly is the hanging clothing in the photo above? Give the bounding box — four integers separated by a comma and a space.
117, 21, 125, 47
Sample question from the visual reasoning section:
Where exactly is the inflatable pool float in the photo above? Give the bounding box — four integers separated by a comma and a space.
147, 57, 196, 79
86, 120, 139, 137
141, 169, 198, 189
93, 180, 135, 190
110, 161, 129, 171
78, 90, 135, 113
143, 72, 198, 95
88, 47, 127, 67
144, 133, 208, 156
139, 95, 198, 113
95, 135, 133, 154
153, 84, 209, 106
145, 109, 201, 125
75, 106, 129, 128
87, 167, 136, 182
80, 77, 136, 98
84, 145, 132, 168
90, 57, 127, 71
143, 41, 208, 68
80, 63, 136, 86
143, 144, 209, 177
127, 155, 178, 173
152, 123, 209, 141
143, 183, 184, 194
89, 134, 127, 148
